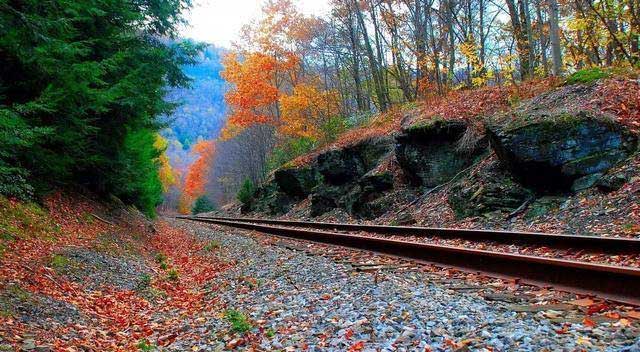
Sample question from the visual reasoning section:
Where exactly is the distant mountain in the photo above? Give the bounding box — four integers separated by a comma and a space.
163, 44, 228, 150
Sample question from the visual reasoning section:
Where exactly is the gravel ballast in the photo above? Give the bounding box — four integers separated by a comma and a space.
169, 218, 640, 351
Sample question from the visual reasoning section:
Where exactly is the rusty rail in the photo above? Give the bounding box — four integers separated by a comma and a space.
180, 216, 640, 305
188, 216, 640, 254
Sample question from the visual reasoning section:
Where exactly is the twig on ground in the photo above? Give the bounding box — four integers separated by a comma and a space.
91, 213, 115, 226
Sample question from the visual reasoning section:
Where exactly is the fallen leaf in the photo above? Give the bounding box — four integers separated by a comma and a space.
569, 298, 594, 307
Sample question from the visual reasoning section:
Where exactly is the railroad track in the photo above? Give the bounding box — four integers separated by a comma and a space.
179, 216, 640, 306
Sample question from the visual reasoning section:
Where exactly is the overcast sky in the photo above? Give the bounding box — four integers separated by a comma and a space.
179, 0, 330, 47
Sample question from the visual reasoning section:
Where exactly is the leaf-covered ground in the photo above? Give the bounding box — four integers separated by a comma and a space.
0, 192, 232, 350
1, 192, 640, 351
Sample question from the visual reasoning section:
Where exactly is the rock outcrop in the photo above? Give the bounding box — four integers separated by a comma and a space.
488, 112, 637, 192
448, 160, 533, 218
395, 120, 487, 187
273, 167, 320, 200
317, 137, 393, 185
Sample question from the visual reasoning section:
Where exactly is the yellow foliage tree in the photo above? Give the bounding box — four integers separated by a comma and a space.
279, 83, 340, 140
153, 134, 178, 192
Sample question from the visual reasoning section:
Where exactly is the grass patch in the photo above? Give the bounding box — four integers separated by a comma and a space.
0, 284, 32, 317
154, 253, 167, 264
49, 254, 71, 272
136, 273, 152, 290
225, 309, 252, 334
265, 327, 276, 338
0, 195, 60, 257
203, 240, 221, 252
136, 339, 155, 351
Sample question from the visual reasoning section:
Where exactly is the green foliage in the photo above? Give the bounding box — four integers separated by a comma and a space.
203, 240, 221, 251
154, 253, 168, 264
237, 179, 255, 207
266, 137, 317, 173
192, 196, 216, 214
0, 0, 199, 216
320, 116, 348, 144
50, 254, 70, 272
108, 129, 164, 217
136, 339, 155, 351
565, 68, 610, 85
224, 309, 252, 334
265, 328, 276, 338
167, 268, 179, 281
137, 274, 152, 290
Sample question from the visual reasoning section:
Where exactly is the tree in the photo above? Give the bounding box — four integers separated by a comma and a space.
192, 196, 216, 214
548, 0, 563, 75
0, 0, 198, 216
179, 140, 216, 214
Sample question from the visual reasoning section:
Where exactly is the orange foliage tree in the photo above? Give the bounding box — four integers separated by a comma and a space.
279, 82, 341, 139
178, 140, 216, 214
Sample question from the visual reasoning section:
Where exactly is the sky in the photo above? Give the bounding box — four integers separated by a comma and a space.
180, 0, 330, 47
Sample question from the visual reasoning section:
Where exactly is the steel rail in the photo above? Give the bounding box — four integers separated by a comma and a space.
188, 216, 640, 254
181, 216, 640, 306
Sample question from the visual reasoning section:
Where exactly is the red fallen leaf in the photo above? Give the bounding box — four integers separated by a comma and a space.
157, 333, 178, 346
555, 323, 571, 334
321, 294, 331, 300
348, 341, 364, 351
587, 303, 609, 315
582, 317, 596, 327
344, 329, 354, 340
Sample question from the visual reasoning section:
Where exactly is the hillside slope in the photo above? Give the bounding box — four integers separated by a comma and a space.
231, 77, 640, 237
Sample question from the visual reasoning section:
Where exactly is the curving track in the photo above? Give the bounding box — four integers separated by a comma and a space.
179, 215, 640, 305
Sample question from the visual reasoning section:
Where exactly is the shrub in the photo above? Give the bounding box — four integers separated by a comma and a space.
203, 240, 221, 251
192, 196, 216, 214
136, 339, 155, 351
167, 268, 179, 281
237, 179, 255, 207
265, 137, 317, 173
154, 253, 167, 264
225, 309, 252, 334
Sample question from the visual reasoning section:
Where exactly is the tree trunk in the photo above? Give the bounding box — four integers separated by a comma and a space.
506, 0, 532, 79
352, 0, 389, 111
548, 0, 563, 75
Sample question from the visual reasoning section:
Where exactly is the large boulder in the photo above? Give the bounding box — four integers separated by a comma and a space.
448, 160, 533, 218
488, 112, 637, 191
344, 173, 394, 219
310, 186, 343, 217
250, 180, 295, 216
396, 120, 487, 187
317, 137, 393, 185
273, 167, 320, 200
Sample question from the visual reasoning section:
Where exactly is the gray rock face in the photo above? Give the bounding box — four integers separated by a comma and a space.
317, 137, 393, 185
310, 186, 343, 217
488, 112, 637, 191
250, 180, 295, 216
344, 173, 394, 219
396, 120, 487, 188
448, 161, 533, 218
274, 167, 320, 200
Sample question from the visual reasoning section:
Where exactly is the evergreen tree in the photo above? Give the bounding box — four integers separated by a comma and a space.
0, 0, 199, 215
192, 196, 216, 214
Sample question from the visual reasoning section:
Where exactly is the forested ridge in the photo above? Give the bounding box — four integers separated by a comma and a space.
0, 0, 198, 216
174, 0, 639, 214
